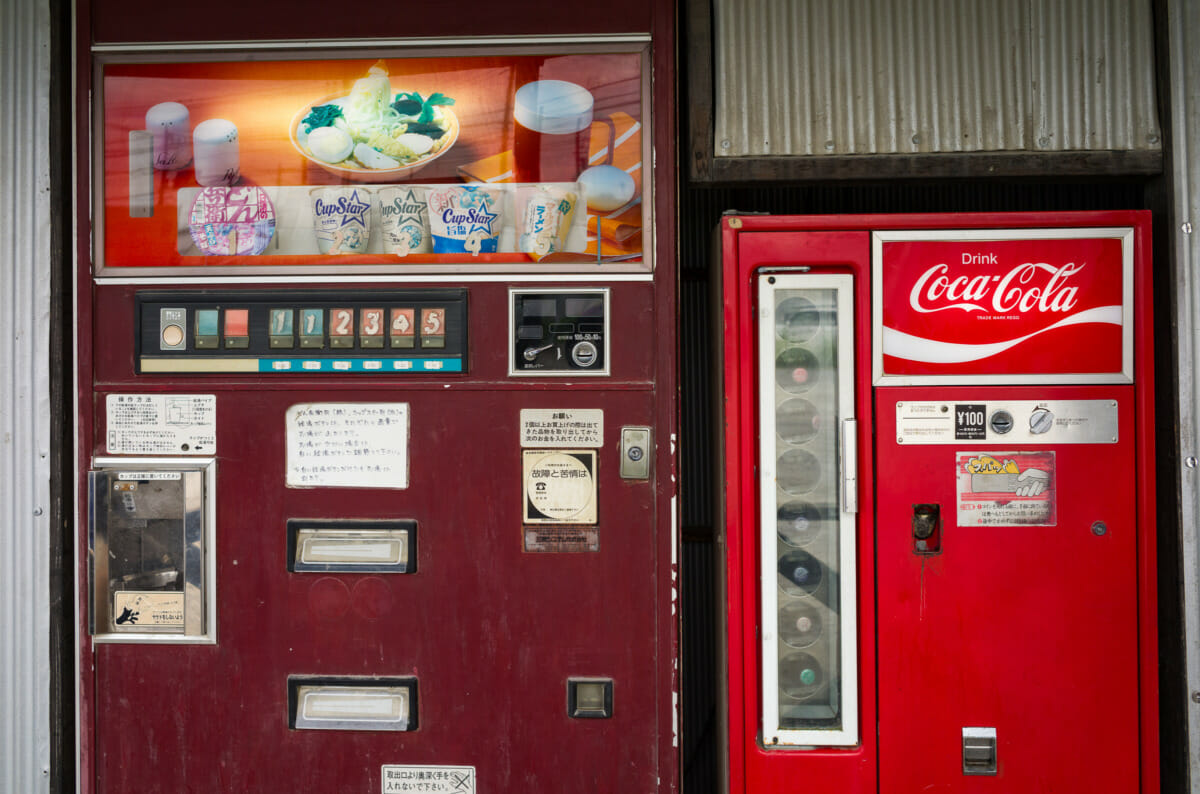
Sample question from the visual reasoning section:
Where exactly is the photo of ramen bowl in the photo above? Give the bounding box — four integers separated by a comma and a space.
289, 92, 460, 183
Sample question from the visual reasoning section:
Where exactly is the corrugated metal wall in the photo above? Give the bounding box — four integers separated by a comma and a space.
1167, 0, 1200, 788
0, 1, 52, 792
713, 0, 1161, 157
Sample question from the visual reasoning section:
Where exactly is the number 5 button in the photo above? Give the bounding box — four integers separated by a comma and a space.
420, 308, 445, 349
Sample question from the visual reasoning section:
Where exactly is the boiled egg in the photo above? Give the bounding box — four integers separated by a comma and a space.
578, 164, 636, 212
307, 127, 353, 164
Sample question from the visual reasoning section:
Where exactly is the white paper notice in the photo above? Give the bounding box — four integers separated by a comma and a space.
106, 394, 216, 455
520, 409, 604, 448
287, 403, 409, 489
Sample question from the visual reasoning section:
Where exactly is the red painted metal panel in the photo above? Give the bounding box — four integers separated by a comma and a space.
91, 384, 661, 793
89, 0, 656, 44
719, 212, 1156, 794
75, 0, 678, 788
719, 224, 877, 794
876, 384, 1141, 791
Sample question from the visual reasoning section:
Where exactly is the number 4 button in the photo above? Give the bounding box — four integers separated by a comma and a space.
391, 308, 415, 349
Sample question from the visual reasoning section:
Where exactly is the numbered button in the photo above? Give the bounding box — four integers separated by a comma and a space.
329, 308, 355, 349
269, 309, 294, 349
390, 308, 416, 349
420, 307, 446, 349
300, 308, 324, 349
360, 308, 384, 349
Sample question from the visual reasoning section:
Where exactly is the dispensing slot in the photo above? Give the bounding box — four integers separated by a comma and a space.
962, 727, 997, 775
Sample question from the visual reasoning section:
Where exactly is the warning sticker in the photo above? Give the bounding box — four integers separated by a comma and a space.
106, 394, 216, 455
523, 450, 597, 524
112, 592, 184, 629
956, 450, 1056, 527
382, 765, 475, 794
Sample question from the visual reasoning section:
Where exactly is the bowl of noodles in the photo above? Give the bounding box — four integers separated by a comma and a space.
289, 64, 459, 182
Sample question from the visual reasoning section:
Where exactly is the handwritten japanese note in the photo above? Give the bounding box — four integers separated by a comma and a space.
286, 403, 409, 489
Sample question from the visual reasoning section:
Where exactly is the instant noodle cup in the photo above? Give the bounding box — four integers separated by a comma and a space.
310, 186, 372, 255
188, 186, 275, 255
426, 185, 503, 256
377, 186, 432, 256
516, 184, 578, 261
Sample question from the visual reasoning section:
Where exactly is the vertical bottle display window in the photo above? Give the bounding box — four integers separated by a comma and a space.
757, 272, 858, 747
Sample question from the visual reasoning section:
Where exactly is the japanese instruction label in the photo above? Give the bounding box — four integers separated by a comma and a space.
382, 765, 475, 794
956, 450, 1056, 526
286, 403, 409, 489
523, 450, 597, 524
105, 394, 216, 455
520, 409, 604, 448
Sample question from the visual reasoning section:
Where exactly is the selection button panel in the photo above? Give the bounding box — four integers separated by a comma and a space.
137, 289, 467, 375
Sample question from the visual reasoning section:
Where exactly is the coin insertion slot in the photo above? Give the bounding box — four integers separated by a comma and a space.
88, 457, 216, 644
287, 519, 416, 574
289, 677, 418, 732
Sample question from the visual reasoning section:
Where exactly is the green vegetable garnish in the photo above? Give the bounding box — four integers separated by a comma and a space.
301, 104, 344, 133
391, 91, 456, 124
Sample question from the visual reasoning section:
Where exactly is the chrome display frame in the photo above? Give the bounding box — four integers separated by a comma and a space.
756, 271, 858, 748
90, 36, 654, 280
89, 456, 217, 645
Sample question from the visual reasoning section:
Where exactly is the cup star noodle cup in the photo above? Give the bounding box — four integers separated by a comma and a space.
517, 184, 578, 261
426, 185, 503, 255
310, 186, 372, 255
377, 186, 432, 256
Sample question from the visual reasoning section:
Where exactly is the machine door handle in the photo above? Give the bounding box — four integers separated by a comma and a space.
841, 419, 858, 513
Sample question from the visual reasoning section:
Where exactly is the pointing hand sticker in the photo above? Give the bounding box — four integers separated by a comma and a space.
957, 451, 1056, 527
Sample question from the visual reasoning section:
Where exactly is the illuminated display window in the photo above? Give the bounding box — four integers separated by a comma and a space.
94, 42, 651, 276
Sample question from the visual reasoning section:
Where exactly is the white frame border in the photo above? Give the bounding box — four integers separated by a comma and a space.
757, 271, 859, 748
871, 227, 1135, 386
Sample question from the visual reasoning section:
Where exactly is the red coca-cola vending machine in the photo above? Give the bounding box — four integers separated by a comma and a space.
718, 212, 1157, 793
74, 31, 676, 794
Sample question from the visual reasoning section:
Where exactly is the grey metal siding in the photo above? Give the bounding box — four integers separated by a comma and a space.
0, 0, 52, 792
714, 0, 1161, 157
1167, 0, 1200, 788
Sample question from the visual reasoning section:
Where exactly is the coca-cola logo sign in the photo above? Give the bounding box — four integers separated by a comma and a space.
909, 260, 1084, 315
875, 230, 1132, 380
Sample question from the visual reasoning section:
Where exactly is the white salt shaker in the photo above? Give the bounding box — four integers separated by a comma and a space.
144, 102, 192, 171
193, 118, 240, 186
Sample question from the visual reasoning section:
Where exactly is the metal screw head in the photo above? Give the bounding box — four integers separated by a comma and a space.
1091, 521, 1108, 536
1192, 691, 1200, 704
1187, 457, 1198, 469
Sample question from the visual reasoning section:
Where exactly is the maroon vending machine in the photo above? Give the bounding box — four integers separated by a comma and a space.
718, 212, 1157, 794
75, 37, 676, 793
